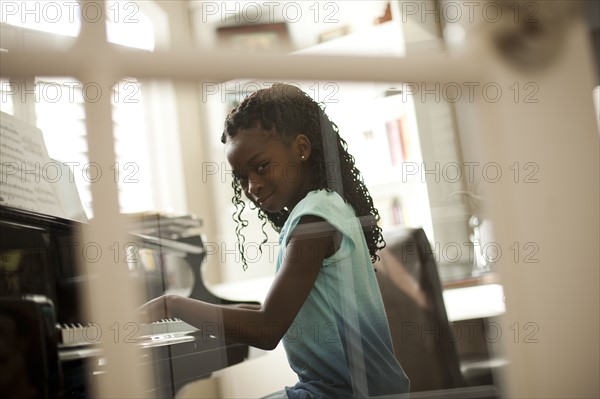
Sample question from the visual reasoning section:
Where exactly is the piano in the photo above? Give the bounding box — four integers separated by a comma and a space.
0, 204, 258, 399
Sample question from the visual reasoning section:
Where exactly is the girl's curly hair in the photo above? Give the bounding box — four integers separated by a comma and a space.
221, 83, 385, 270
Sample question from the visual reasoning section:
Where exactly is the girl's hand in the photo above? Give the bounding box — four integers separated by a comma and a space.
138, 295, 171, 323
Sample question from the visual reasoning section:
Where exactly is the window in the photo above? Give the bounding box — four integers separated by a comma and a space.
1, 1, 161, 217
1, 0, 155, 50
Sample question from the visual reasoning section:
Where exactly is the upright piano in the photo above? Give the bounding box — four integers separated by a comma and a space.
0, 204, 257, 399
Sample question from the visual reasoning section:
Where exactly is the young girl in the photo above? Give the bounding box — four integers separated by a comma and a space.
142, 83, 409, 398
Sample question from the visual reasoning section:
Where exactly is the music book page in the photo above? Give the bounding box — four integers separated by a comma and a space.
0, 111, 67, 218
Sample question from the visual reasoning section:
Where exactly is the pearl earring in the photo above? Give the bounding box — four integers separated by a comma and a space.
301, 155, 305, 160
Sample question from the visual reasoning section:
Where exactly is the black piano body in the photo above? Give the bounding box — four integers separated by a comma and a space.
0, 204, 257, 399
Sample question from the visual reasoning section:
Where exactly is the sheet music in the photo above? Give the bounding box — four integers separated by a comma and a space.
0, 111, 67, 218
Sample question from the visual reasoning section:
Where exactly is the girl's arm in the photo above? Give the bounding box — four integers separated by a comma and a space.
140, 215, 336, 350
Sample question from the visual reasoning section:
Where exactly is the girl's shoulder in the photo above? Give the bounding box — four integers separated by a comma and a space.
293, 189, 350, 217
300, 188, 345, 206
280, 189, 354, 243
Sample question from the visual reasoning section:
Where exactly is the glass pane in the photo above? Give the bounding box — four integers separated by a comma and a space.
0, 0, 155, 50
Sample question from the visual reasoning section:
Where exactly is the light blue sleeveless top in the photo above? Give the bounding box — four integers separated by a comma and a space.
277, 190, 409, 398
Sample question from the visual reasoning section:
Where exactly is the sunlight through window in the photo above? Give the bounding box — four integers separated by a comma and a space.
2, 1, 157, 216
1, 0, 154, 50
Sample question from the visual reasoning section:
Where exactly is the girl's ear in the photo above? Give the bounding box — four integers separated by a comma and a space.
294, 134, 312, 160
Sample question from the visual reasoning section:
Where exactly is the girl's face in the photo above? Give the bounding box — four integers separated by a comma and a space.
225, 124, 313, 213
